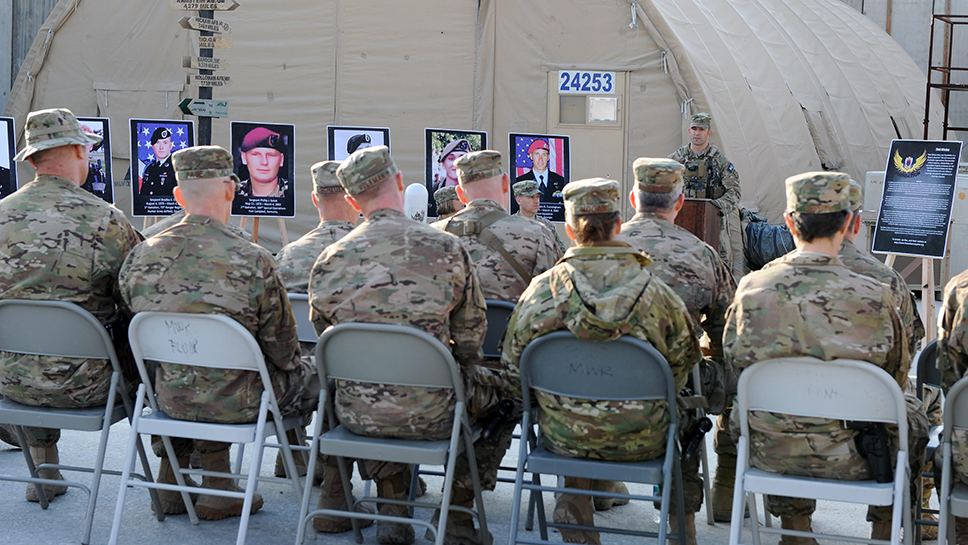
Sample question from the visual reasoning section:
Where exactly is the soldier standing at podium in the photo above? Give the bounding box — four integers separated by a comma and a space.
669, 112, 744, 279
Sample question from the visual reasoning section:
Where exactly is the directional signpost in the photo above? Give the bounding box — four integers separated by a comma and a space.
183, 56, 228, 70
178, 16, 231, 34
178, 98, 228, 118
171, 0, 240, 10
198, 36, 232, 49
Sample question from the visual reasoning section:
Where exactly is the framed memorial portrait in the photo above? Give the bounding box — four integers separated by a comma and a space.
0, 117, 16, 200
76, 117, 113, 204
130, 118, 194, 217
230, 121, 296, 218
509, 132, 571, 222
327, 126, 390, 161
424, 128, 487, 218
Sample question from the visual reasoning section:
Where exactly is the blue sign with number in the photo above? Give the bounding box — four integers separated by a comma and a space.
558, 70, 615, 95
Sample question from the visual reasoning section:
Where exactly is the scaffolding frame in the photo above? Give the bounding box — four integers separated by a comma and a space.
924, 13, 968, 139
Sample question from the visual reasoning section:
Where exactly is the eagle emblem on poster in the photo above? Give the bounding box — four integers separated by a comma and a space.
893, 150, 927, 177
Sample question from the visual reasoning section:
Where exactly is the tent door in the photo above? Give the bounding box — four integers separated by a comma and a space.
547, 71, 629, 216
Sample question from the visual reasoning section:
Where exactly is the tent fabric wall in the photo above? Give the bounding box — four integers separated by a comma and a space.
5, 0, 941, 247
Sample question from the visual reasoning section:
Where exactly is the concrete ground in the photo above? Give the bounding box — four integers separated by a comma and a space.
0, 420, 928, 545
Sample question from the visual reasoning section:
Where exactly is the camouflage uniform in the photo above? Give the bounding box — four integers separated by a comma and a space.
141, 209, 253, 241
669, 113, 744, 278
618, 158, 737, 514
431, 152, 561, 303
309, 146, 503, 492
502, 179, 702, 462
0, 108, 141, 447
277, 221, 355, 295
119, 147, 316, 457
512, 179, 567, 253
937, 270, 968, 487
724, 172, 928, 523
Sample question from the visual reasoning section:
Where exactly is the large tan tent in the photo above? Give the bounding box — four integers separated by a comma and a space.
4, 0, 942, 250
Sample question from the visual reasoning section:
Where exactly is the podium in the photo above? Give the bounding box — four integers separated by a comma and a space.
674, 198, 720, 249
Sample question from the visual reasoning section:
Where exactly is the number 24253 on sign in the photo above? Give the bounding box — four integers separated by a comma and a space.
558, 71, 615, 95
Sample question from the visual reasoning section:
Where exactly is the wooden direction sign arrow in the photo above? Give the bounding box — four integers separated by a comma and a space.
183, 56, 228, 70
190, 74, 231, 87
179, 98, 229, 118
179, 16, 231, 34
171, 0, 240, 11
198, 35, 232, 49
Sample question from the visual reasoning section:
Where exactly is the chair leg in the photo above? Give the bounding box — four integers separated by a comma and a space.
134, 434, 165, 521
748, 493, 761, 545
335, 455, 363, 544
673, 454, 686, 545
408, 464, 420, 518
109, 385, 149, 545
161, 435, 199, 525
237, 401, 271, 545
81, 383, 118, 545
699, 436, 715, 526
463, 429, 489, 544
296, 409, 324, 545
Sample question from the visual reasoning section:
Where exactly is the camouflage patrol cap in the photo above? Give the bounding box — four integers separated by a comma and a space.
311, 160, 343, 194
336, 145, 399, 195
690, 113, 712, 129
564, 178, 620, 216
513, 180, 540, 197
14, 108, 102, 162
434, 186, 459, 207
633, 157, 685, 193
785, 171, 851, 214
171, 145, 240, 185
454, 150, 505, 184
848, 178, 863, 212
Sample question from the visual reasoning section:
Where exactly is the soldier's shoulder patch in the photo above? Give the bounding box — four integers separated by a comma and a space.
727, 163, 735, 173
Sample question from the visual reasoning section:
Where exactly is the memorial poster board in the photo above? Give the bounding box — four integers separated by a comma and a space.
872, 139, 964, 258
0, 117, 16, 200
509, 132, 571, 222
130, 118, 195, 217
230, 121, 296, 218
76, 117, 114, 204
424, 128, 487, 217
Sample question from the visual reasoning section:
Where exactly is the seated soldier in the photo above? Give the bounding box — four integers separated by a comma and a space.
119, 146, 318, 520
433, 185, 463, 220
724, 171, 929, 543
501, 178, 702, 545
937, 269, 968, 541
274, 159, 377, 533
309, 146, 504, 545
140, 208, 253, 241
0, 108, 143, 503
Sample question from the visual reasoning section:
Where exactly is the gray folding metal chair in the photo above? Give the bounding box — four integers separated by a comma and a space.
288, 293, 316, 344
729, 357, 911, 545
109, 312, 306, 545
508, 331, 687, 545
937, 372, 968, 543
297, 322, 488, 545
0, 299, 161, 545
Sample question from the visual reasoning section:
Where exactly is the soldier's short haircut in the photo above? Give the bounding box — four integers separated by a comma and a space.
635, 187, 682, 213
788, 210, 850, 243
568, 211, 620, 246
437, 198, 458, 216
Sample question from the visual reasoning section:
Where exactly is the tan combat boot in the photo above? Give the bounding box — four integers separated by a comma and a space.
712, 453, 748, 522
668, 512, 698, 545
152, 454, 199, 514
376, 471, 415, 545
921, 469, 939, 540
871, 521, 892, 541
590, 480, 630, 511
424, 487, 492, 545
779, 515, 819, 545
0, 423, 20, 448
194, 449, 264, 521
25, 445, 68, 502
955, 516, 968, 544
553, 477, 600, 545
313, 463, 375, 533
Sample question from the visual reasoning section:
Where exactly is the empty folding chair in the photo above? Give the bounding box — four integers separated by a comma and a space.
109, 312, 306, 545
288, 293, 316, 345
0, 300, 161, 545
508, 331, 687, 545
729, 357, 911, 545
297, 322, 488, 545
